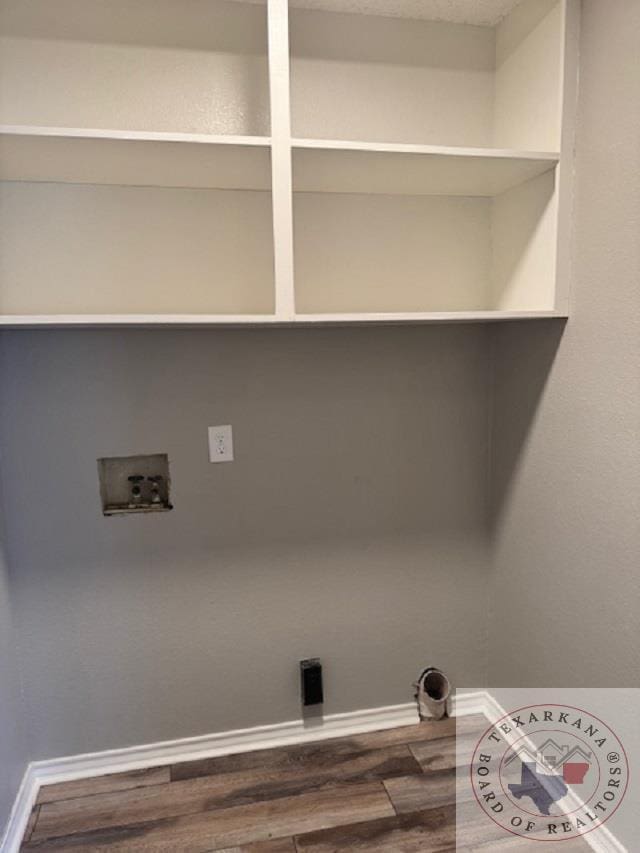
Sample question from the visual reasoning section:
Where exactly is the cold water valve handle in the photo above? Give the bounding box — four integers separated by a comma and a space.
147, 475, 163, 504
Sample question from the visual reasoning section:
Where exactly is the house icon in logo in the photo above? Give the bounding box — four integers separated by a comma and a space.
559, 745, 593, 784
505, 739, 592, 784
537, 738, 569, 768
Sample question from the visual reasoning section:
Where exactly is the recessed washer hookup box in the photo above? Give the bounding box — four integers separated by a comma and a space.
97, 453, 172, 516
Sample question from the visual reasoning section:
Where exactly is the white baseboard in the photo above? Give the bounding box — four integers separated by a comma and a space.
1, 691, 625, 853
0, 766, 38, 853
30, 702, 421, 787
451, 689, 498, 718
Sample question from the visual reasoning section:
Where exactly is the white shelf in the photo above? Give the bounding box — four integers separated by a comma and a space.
293, 140, 559, 197
0, 311, 568, 328
0, 315, 284, 328
291, 311, 567, 324
0, 126, 272, 191
0, 128, 558, 197
0, 0, 578, 324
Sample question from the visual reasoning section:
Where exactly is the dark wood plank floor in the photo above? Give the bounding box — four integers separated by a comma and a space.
20, 715, 592, 852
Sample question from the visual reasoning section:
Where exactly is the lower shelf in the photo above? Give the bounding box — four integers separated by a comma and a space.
0, 311, 568, 328
1, 165, 560, 322
289, 311, 567, 325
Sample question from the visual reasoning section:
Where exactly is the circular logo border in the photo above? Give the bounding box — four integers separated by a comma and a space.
469, 703, 630, 844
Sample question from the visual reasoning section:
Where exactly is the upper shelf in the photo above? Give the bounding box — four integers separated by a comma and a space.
292, 140, 559, 197
0, 126, 272, 191
0, 127, 557, 197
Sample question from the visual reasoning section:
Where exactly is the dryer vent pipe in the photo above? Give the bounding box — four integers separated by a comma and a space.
415, 667, 452, 721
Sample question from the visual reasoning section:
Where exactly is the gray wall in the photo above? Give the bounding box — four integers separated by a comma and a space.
488, 0, 640, 687
0, 504, 28, 831
0, 326, 491, 759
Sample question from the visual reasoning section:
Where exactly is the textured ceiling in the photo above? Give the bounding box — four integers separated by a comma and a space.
235, 0, 527, 26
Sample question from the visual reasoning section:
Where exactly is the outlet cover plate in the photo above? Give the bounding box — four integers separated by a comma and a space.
208, 425, 234, 463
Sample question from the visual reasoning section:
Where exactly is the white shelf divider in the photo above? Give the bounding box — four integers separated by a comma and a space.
0, 126, 272, 191
292, 139, 559, 197
267, 0, 296, 319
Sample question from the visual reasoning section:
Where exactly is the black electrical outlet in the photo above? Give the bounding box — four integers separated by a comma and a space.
300, 658, 323, 706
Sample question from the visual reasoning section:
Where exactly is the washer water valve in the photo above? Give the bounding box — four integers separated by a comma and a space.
128, 475, 145, 506
148, 475, 164, 504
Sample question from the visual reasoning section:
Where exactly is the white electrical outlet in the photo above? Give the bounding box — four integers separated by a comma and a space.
208, 425, 234, 463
